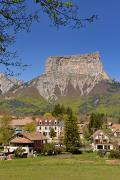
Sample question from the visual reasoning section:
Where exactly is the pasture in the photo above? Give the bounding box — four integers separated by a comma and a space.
0, 153, 120, 180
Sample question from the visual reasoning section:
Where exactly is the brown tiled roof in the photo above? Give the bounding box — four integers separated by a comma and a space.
23, 132, 47, 141
9, 132, 47, 144
9, 117, 34, 127
10, 137, 33, 144
36, 116, 59, 126
112, 124, 120, 130
36, 116, 57, 121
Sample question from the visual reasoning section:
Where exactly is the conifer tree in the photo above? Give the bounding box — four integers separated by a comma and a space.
64, 113, 80, 152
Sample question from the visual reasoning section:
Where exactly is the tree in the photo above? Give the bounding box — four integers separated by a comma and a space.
14, 147, 26, 158
49, 127, 56, 139
52, 104, 63, 117
23, 122, 36, 132
44, 112, 53, 119
118, 117, 120, 124
0, 115, 13, 145
66, 106, 73, 117
64, 113, 80, 152
88, 113, 104, 134
0, 0, 97, 75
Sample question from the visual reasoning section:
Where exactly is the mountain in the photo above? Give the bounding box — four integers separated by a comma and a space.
0, 73, 23, 95
9, 52, 110, 99
0, 52, 120, 117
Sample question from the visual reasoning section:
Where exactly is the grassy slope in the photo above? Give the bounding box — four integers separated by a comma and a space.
0, 93, 120, 117
0, 81, 120, 117
0, 153, 120, 180
0, 95, 48, 116
58, 93, 120, 117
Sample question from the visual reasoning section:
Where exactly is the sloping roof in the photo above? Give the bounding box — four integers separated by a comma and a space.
10, 137, 33, 144
36, 117, 60, 126
92, 130, 107, 138
112, 124, 120, 131
9, 132, 47, 145
23, 132, 47, 141
9, 117, 34, 127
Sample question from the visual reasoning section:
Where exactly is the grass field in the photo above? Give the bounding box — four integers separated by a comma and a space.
0, 153, 120, 180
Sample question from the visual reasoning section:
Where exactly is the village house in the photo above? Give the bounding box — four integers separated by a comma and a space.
110, 124, 120, 137
92, 130, 113, 151
36, 117, 64, 143
4, 132, 47, 156
9, 117, 34, 134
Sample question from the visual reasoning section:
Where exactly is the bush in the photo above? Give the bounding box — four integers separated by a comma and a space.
42, 143, 55, 155
109, 150, 120, 159
42, 143, 64, 156
70, 147, 82, 154
55, 146, 63, 154
14, 147, 26, 158
97, 150, 106, 158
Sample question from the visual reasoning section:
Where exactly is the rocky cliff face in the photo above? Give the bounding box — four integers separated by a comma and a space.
0, 73, 23, 94
28, 52, 110, 100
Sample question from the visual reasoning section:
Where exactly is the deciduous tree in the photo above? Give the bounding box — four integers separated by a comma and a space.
23, 122, 36, 132
0, 115, 13, 144
0, 0, 97, 75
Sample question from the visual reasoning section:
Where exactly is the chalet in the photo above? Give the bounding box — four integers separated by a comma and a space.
92, 130, 113, 151
111, 124, 120, 137
36, 117, 64, 143
4, 132, 47, 156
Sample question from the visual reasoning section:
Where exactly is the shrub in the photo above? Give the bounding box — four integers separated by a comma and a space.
14, 147, 26, 158
42, 143, 64, 156
70, 147, 82, 154
97, 150, 106, 158
109, 150, 120, 159
42, 143, 55, 156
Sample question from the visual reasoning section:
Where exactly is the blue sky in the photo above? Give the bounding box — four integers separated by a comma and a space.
12, 0, 120, 81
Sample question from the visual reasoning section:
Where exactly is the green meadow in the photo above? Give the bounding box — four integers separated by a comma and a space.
0, 153, 120, 180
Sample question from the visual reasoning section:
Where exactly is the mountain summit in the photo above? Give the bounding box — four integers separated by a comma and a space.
0, 52, 120, 116
28, 52, 110, 100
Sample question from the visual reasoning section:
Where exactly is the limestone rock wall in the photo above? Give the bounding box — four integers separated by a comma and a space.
35, 52, 110, 100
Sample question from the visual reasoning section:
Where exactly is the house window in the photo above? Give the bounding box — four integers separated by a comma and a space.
43, 132, 47, 136
55, 121, 57, 125
104, 145, 107, 149
39, 121, 42, 125
97, 145, 103, 150
39, 126, 41, 130
55, 126, 57, 130
103, 139, 107, 143
45, 126, 47, 130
